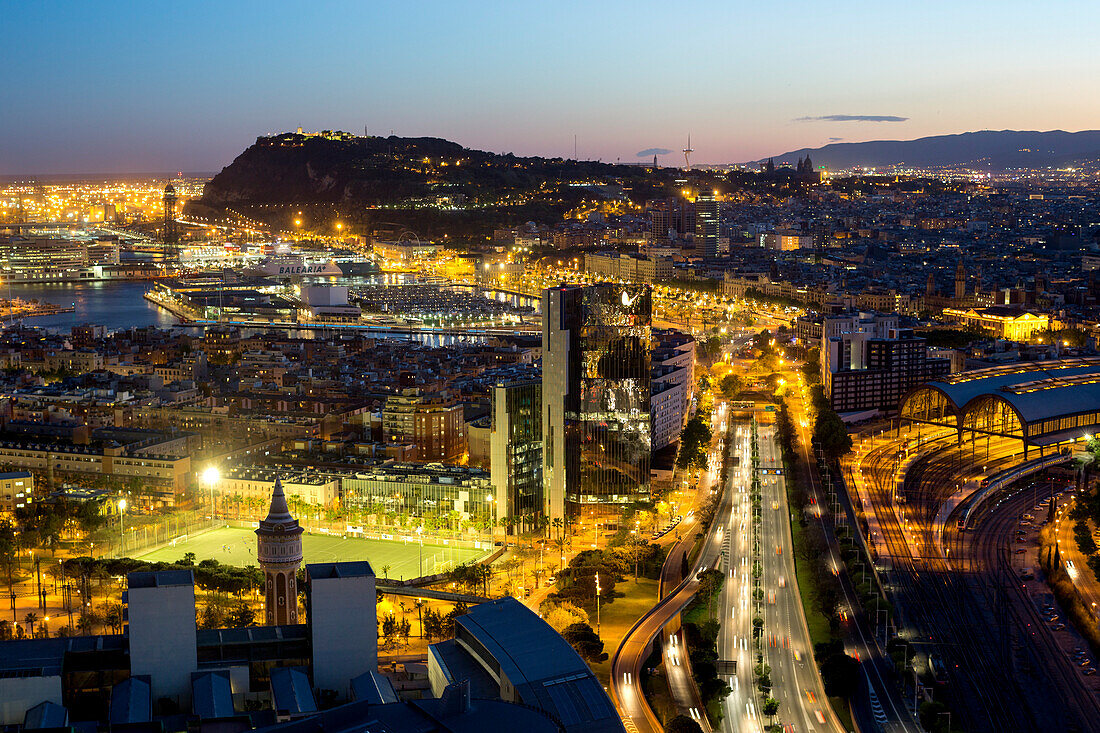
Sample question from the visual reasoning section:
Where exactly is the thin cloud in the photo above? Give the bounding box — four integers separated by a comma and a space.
795, 114, 909, 123
637, 148, 673, 157
828, 137, 844, 142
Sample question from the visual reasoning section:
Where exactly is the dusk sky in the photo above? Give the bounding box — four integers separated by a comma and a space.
3, 0, 1098, 175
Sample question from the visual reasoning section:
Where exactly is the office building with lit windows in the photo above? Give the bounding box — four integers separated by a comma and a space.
823, 326, 950, 414
542, 283, 652, 520
490, 377, 542, 527
694, 192, 719, 258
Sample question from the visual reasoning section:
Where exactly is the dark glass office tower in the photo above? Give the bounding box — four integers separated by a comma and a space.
694, 191, 719, 258
543, 283, 652, 519
490, 378, 543, 528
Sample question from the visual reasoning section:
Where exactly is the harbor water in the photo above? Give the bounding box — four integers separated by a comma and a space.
7, 280, 538, 346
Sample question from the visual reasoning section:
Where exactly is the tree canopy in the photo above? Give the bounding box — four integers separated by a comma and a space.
810, 385, 852, 460
665, 715, 704, 733
676, 411, 713, 470
562, 622, 607, 663
719, 373, 745, 401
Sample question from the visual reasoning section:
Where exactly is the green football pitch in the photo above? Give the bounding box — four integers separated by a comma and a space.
135, 526, 487, 581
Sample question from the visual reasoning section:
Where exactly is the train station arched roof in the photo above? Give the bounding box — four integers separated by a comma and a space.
900, 357, 1100, 447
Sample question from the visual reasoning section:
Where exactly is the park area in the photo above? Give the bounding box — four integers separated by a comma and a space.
136, 526, 487, 581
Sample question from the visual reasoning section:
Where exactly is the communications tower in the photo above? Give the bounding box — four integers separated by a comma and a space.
162, 184, 179, 262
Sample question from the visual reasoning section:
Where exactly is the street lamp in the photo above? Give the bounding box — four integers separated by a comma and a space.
118, 499, 127, 555
486, 492, 496, 543
595, 572, 602, 635
203, 466, 220, 521
416, 526, 424, 577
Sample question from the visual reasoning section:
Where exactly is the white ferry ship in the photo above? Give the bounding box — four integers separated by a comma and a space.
1, 263, 161, 283
246, 255, 344, 278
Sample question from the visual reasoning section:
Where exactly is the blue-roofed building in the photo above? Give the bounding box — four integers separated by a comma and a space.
900, 356, 1100, 456
126, 570, 198, 709
0, 566, 573, 732
269, 667, 316, 720
0, 633, 129, 725
251, 681, 561, 733
428, 597, 624, 733
23, 700, 68, 730
192, 671, 235, 720
305, 562, 376, 701
427, 638, 500, 701
110, 676, 152, 725
350, 671, 399, 705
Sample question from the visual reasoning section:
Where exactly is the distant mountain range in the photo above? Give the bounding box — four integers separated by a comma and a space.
754, 130, 1100, 171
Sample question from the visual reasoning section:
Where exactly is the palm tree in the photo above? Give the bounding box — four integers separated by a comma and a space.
564, 514, 576, 541
101, 602, 123, 634
76, 613, 96, 636
475, 564, 492, 597
552, 537, 568, 569
287, 496, 305, 523
381, 564, 391, 580
23, 612, 38, 638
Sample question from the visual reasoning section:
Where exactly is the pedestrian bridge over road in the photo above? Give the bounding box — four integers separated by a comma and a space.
378, 585, 489, 605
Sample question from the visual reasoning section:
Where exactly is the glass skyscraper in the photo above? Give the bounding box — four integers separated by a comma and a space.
490, 378, 543, 529
694, 191, 719, 258
543, 283, 652, 519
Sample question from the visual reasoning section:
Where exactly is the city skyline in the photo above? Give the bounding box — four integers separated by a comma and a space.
3, 0, 1100, 174
4, 4, 1100, 732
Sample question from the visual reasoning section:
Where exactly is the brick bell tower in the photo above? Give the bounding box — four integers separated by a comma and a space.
255, 478, 304, 625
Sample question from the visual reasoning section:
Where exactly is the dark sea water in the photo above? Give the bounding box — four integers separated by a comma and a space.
7, 280, 535, 345
6, 280, 178, 333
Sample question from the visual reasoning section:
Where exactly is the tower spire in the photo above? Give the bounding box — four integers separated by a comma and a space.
263, 477, 293, 524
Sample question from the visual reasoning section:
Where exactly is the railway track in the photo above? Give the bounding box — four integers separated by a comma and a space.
948, 486, 1100, 731
854, 432, 1100, 731
857, 436, 1050, 728
862, 444, 1014, 732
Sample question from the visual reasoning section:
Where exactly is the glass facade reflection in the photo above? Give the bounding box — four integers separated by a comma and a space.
544, 283, 651, 517
490, 378, 543, 523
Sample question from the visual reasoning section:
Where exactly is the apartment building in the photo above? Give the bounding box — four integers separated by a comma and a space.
651, 330, 695, 451
823, 326, 950, 413
382, 389, 466, 462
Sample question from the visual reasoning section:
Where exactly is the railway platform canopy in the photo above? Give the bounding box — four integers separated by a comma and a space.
899, 357, 1100, 457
